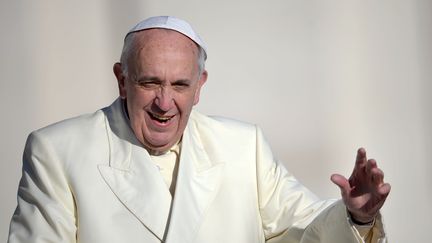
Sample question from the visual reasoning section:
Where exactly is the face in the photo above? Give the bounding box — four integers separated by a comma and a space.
114, 29, 207, 155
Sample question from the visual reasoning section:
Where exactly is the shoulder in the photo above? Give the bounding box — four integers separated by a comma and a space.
33, 109, 106, 142
28, 100, 120, 148
23, 102, 118, 170
189, 110, 257, 136
188, 110, 273, 155
187, 110, 263, 156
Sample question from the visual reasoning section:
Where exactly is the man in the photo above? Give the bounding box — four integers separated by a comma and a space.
8, 16, 390, 243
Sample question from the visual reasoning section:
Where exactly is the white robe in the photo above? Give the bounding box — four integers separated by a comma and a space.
8, 98, 386, 243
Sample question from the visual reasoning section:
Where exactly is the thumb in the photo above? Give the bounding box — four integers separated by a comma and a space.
331, 174, 351, 197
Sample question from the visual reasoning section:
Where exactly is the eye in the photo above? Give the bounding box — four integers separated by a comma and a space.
135, 79, 160, 89
172, 81, 190, 90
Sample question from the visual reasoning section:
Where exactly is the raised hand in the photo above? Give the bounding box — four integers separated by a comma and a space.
330, 148, 391, 223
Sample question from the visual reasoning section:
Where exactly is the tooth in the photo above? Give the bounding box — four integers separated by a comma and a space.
153, 113, 170, 121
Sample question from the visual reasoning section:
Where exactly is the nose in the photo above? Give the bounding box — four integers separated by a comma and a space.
154, 86, 173, 112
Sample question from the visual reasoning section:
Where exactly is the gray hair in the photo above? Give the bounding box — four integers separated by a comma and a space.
120, 32, 206, 79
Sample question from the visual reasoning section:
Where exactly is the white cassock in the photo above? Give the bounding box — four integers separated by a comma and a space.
8, 98, 387, 243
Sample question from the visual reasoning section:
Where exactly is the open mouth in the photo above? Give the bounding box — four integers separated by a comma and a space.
148, 112, 174, 124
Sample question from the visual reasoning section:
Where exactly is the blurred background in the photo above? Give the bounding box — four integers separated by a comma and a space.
1, 0, 430, 241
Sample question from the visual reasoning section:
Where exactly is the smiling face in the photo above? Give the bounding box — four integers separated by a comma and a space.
114, 29, 207, 155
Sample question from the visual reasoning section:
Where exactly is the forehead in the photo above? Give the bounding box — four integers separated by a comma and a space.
134, 29, 199, 58
129, 29, 201, 79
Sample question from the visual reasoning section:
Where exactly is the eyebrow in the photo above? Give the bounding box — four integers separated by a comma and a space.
136, 76, 162, 82
172, 79, 192, 84
136, 76, 192, 84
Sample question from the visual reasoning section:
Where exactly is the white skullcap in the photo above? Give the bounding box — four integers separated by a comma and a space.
126, 16, 207, 60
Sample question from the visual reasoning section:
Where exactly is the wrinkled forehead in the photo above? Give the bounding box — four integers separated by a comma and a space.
129, 29, 201, 68
134, 28, 200, 53
127, 29, 201, 78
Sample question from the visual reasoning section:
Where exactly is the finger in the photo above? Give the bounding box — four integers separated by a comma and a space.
356, 148, 367, 166
368, 159, 377, 169
353, 148, 368, 176
369, 183, 391, 213
331, 174, 351, 197
370, 167, 384, 186
378, 183, 391, 196
366, 159, 377, 180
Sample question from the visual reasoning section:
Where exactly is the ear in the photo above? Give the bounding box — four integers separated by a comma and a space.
113, 62, 127, 99
193, 70, 208, 105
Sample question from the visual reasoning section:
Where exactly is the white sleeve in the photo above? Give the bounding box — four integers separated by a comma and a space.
254, 126, 387, 243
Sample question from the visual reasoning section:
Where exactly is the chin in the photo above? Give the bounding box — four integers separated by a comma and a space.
145, 142, 174, 155
145, 135, 177, 149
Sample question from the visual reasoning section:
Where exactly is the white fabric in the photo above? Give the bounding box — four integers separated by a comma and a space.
7, 98, 386, 243
150, 144, 180, 195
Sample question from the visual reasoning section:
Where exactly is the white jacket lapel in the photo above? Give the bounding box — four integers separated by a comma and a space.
98, 99, 172, 241
165, 117, 225, 243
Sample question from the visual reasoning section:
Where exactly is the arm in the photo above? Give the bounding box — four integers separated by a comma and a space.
8, 131, 77, 243
255, 127, 388, 242
255, 126, 335, 242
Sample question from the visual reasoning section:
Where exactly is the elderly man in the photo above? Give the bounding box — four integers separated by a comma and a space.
8, 16, 390, 243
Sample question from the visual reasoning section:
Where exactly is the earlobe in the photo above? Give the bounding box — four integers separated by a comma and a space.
113, 63, 127, 99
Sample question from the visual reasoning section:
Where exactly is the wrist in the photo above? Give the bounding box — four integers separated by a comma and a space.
348, 211, 375, 225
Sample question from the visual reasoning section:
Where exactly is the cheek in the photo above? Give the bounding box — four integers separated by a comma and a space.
129, 90, 155, 108
176, 92, 198, 111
